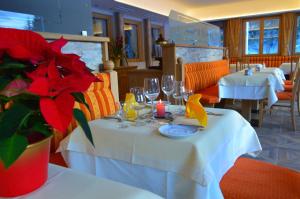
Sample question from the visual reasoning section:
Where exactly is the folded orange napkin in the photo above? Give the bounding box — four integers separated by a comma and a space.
185, 94, 208, 127
124, 93, 138, 120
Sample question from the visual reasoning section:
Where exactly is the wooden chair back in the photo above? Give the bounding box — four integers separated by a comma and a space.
290, 58, 300, 83
292, 66, 300, 102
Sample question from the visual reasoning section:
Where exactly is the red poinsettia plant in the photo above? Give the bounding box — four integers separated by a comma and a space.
0, 28, 97, 168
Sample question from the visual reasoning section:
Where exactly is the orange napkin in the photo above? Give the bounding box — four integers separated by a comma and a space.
185, 94, 208, 127
124, 93, 138, 120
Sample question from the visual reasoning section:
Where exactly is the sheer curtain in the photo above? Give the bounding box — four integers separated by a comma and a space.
280, 12, 296, 56
225, 18, 243, 58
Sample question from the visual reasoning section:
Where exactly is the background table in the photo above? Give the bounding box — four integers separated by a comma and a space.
279, 62, 296, 75
219, 69, 284, 121
11, 164, 163, 199
58, 107, 262, 199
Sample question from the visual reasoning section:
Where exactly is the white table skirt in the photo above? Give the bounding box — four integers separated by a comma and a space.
279, 63, 296, 75
61, 151, 224, 199
11, 164, 162, 199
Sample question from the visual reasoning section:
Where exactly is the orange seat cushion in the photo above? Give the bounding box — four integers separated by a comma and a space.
49, 153, 68, 167
284, 84, 293, 92
220, 158, 300, 199
199, 85, 220, 104
284, 80, 293, 85
276, 91, 293, 100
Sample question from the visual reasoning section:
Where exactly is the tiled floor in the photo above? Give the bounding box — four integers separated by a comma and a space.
225, 101, 300, 172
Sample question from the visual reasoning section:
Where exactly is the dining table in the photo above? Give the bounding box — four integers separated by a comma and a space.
279, 62, 297, 75
57, 106, 262, 199
218, 68, 285, 121
10, 164, 163, 199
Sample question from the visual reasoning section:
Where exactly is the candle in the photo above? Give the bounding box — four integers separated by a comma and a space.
156, 100, 165, 117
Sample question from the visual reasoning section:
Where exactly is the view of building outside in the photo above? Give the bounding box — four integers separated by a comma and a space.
245, 20, 260, 55
296, 16, 300, 53
263, 19, 279, 54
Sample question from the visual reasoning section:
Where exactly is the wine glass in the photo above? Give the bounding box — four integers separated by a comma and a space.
161, 75, 174, 105
183, 87, 194, 103
144, 78, 160, 117
130, 87, 146, 126
115, 101, 129, 128
172, 81, 184, 114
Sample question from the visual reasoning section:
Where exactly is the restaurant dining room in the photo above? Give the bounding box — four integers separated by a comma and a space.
1, 0, 300, 198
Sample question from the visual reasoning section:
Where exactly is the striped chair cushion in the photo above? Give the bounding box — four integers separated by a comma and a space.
51, 72, 117, 151
230, 56, 299, 68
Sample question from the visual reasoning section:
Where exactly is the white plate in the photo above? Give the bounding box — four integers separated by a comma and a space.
159, 124, 198, 139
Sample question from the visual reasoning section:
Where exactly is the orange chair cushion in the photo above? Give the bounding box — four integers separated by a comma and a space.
51, 73, 117, 151
284, 80, 293, 85
184, 60, 229, 104
284, 84, 293, 92
199, 85, 220, 104
276, 91, 293, 100
220, 158, 300, 199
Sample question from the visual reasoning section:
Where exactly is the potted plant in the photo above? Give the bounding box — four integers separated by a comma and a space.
110, 36, 127, 67
0, 28, 96, 197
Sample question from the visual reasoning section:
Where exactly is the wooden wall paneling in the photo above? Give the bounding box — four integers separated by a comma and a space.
162, 44, 177, 76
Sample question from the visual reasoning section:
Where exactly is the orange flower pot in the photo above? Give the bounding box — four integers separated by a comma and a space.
0, 136, 52, 197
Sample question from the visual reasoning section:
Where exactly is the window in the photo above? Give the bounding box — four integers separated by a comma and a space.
244, 17, 280, 55
151, 25, 164, 58
296, 16, 300, 53
124, 20, 142, 61
92, 13, 112, 38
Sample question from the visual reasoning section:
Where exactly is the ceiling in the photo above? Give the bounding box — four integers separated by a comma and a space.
114, 0, 300, 21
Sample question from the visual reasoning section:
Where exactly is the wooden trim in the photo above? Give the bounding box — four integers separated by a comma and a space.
294, 15, 300, 55
124, 19, 144, 62
162, 43, 225, 50
38, 32, 110, 42
92, 13, 113, 41
242, 16, 280, 56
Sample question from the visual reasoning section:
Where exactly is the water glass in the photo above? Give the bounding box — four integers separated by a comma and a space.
130, 87, 146, 126
183, 87, 194, 103
172, 81, 185, 114
144, 78, 160, 117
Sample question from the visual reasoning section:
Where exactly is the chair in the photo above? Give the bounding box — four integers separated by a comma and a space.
284, 58, 300, 91
259, 67, 300, 131
220, 158, 300, 199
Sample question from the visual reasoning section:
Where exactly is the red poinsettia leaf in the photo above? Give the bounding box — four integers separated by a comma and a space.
40, 93, 75, 133
27, 77, 50, 96
49, 37, 68, 53
0, 28, 50, 64
48, 59, 60, 79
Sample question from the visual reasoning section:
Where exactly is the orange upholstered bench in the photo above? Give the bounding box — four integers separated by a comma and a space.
230, 55, 299, 68
220, 157, 300, 199
184, 60, 229, 106
49, 72, 118, 167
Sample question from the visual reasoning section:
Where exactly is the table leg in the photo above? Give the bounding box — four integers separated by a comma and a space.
241, 100, 252, 121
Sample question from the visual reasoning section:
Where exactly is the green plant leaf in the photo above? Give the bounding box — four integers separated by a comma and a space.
0, 134, 28, 168
0, 103, 32, 139
73, 108, 94, 146
72, 92, 90, 110
0, 76, 11, 90
31, 122, 52, 137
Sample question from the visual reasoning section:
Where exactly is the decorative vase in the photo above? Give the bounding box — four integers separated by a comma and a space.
114, 58, 121, 68
103, 60, 115, 71
0, 136, 52, 197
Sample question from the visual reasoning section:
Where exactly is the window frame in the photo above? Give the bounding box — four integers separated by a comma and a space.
92, 13, 113, 40
151, 24, 164, 58
243, 16, 281, 56
293, 14, 300, 55
123, 19, 144, 62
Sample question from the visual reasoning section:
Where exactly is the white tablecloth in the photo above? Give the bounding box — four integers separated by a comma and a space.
10, 164, 162, 199
279, 62, 296, 75
58, 107, 262, 199
219, 70, 284, 107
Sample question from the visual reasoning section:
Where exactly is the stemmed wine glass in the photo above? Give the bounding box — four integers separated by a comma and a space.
161, 75, 174, 105
130, 87, 146, 126
183, 87, 194, 103
172, 81, 184, 114
144, 78, 160, 118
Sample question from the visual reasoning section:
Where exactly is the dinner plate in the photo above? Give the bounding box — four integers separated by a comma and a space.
159, 124, 198, 139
